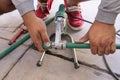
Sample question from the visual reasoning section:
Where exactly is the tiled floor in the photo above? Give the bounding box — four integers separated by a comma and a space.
0, 0, 120, 80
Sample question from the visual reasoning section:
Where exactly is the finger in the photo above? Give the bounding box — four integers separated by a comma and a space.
34, 34, 44, 52
110, 42, 116, 54
90, 43, 98, 55
104, 41, 112, 55
40, 30, 50, 47
97, 41, 106, 56
104, 45, 111, 55
75, 33, 89, 43
104, 40, 115, 55
97, 46, 105, 56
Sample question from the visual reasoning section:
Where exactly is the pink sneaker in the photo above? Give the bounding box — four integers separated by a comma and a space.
35, 0, 53, 19
67, 5, 84, 30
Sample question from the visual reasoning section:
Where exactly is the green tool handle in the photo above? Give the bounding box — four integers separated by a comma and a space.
0, 17, 54, 59
55, 4, 65, 18
42, 42, 120, 49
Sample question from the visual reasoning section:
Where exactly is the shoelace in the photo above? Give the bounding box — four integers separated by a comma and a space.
37, 2, 48, 11
68, 6, 81, 12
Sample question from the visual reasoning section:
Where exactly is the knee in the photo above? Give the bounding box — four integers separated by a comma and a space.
0, 0, 16, 15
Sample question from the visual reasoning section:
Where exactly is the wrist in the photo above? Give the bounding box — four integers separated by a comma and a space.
95, 20, 114, 26
22, 11, 39, 27
23, 11, 36, 21
22, 11, 44, 29
95, 9, 117, 24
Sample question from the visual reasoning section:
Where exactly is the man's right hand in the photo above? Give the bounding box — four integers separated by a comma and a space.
22, 11, 50, 52
76, 20, 116, 56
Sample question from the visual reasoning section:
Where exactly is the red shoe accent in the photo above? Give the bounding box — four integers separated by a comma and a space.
35, 0, 53, 19
66, 5, 84, 30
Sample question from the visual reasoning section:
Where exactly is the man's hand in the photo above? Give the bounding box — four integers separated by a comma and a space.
76, 20, 116, 55
23, 11, 50, 52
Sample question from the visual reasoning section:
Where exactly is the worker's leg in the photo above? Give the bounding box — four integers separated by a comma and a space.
0, 0, 15, 15
67, 0, 89, 6
36, 0, 89, 30
36, 0, 53, 19
66, 0, 89, 30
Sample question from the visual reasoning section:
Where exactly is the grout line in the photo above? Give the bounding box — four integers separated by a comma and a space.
2, 44, 33, 80
0, 37, 10, 41
12, 23, 24, 33
45, 50, 120, 77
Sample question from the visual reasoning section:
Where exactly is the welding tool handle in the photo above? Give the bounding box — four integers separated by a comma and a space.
55, 4, 65, 18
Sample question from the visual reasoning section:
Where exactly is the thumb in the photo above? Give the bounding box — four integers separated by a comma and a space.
75, 33, 89, 43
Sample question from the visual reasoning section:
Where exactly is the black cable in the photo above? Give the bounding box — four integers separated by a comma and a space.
116, 33, 120, 37
66, 11, 93, 24
103, 55, 119, 80
66, 12, 120, 80
116, 30, 120, 37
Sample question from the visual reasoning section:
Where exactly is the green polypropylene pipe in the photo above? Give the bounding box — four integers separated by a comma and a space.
0, 17, 54, 59
42, 42, 120, 49
66, 42, 90, 49
66, 42, 120, 49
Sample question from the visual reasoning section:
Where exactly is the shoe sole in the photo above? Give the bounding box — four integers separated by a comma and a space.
67, 19, 83, 31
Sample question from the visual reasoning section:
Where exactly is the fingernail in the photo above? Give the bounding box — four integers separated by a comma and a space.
45, 42, 50, 47
75, 40, 79, 42
75, 40, 81, 43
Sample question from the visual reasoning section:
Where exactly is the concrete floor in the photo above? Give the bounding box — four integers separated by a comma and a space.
0, 0, 120, 80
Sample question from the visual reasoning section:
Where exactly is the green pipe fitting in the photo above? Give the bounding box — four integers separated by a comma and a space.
0, 17, 54, 59
55, 4, 65, 18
